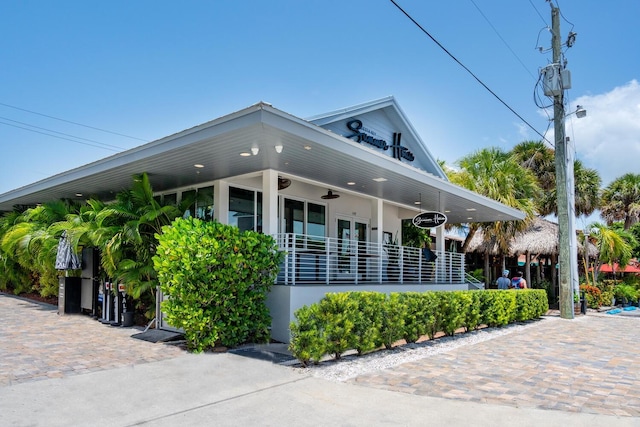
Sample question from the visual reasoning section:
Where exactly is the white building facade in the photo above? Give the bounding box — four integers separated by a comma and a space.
0, 97, 524, 342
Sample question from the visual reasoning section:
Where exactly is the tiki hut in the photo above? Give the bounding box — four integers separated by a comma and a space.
466, 217, 597, 292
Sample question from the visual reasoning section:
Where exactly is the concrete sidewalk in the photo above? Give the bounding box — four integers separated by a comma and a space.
1, 352, 635, 427
1, 294, 639, 426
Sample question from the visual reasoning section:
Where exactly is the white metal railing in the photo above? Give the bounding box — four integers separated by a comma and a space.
274, 233, 467, 286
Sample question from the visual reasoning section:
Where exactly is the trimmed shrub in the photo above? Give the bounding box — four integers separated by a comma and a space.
153, 218, 284, 352
463, 290, 482, 331
379, 293, 406, 349
439, 291, 466, 336
315, 293, 358, 359
289, 289, 548, 365
397, 292, 430, 343
349, 292, 385, 355
289, 304, 325, 366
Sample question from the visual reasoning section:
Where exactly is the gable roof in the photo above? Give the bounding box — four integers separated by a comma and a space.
307, 96, 447, 179
0, 100, 525, 224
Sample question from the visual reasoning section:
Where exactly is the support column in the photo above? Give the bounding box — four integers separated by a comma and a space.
213, 179, 229, 224
436, 226, 446, 282
262, 169, 279, 235
370, 198, 383, 244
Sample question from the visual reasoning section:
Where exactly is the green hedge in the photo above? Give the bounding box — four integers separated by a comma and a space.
153, 217, 284, 352
289, 289, 548, 366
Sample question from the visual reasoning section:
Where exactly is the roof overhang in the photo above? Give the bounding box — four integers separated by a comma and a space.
0, 102, 525, 224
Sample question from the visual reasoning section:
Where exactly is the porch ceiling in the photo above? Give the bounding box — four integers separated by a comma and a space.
0, 103, 523, 224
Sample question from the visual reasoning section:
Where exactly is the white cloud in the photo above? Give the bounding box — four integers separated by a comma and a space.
568, 80, 640, 186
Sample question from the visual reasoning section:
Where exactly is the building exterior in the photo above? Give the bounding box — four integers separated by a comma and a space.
0, 97, 524, 342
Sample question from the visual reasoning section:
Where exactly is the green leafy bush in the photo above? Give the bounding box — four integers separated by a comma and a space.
289, 304, 325, 366
316, 293, 358, 359
379, 293, 405, 349
439, 291, 466, 336
289, 289, 547, 365
349, 292, 385, 355
153, 217, 284, 352
463, 290, 482, 331
398, 292, 431, 343
614, 283, 639, 304
480, 290, 515, 327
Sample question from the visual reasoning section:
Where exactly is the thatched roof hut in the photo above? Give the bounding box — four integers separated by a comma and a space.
467, 217, 597, 257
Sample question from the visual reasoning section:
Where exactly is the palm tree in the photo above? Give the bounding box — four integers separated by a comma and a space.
511, 141, 601, 218
587, 222, 633, 283
573, 160, 601, 217
92, 173, 193, 304
449, 148, 540, 281
601, 173, 640, 230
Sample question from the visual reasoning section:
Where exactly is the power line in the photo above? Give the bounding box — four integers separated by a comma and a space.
389, 0, 550, 144
469, 0, 538, 81
528, 0, 549, 26
0, 120, 122, 152
0, 116, 126, 151
0, 102, 147, 142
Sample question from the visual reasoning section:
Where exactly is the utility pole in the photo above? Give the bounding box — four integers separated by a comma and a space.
551, 4, 575, 319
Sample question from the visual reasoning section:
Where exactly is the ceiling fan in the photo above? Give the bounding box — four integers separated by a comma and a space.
278, 177, 291, 190
321, 189, 340, 199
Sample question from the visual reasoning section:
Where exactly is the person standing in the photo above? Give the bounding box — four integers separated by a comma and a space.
511, 271, 527, 289
496, 269, 510, 289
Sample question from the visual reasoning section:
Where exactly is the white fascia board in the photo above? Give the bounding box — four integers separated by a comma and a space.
261, 106, 525, 221
0, 104, 268, 203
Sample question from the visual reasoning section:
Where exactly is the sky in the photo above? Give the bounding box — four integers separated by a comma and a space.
1, 0, 639, 227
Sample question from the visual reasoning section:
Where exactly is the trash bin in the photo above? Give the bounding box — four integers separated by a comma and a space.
122, 311, 135, 327
58, 276, 81, 314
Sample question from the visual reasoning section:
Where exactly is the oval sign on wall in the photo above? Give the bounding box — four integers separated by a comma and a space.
412, 211, 447, 229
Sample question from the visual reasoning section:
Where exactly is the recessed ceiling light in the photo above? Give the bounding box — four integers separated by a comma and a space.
75, 193, 83, 197
347, 182, 356, 186
466, 208, 477, 211
414, 201, 421, 205
194, 164, 204, 168
304, 145, 312, 150
372, 177, 387, 182
444, 210, 451, 213
240, 152, 251, 157
467, 217, 474, 220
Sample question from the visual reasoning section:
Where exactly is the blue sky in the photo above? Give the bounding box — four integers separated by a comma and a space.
1, 1, 639, 226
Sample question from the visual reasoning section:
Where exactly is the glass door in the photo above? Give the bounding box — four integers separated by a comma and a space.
336, 216, 368, 279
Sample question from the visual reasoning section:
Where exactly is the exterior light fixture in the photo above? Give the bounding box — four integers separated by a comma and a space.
75, 193, 83, 197
304, 145, 312, 150
347, 181, 356, 186
275, 144, 283, 154
575, 105, 587, 118
372, 177, 387, 182
194, 164, 204, 168
251, 147, 259, 156
240, 152, 251, 157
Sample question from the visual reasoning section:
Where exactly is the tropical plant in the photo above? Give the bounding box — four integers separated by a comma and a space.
448, 147, 540, 283
1, 200, 80, 297
511, 141, 602, 218
601, 173, 640, 230
586, 222, 634, 283
450, 148, 539, 254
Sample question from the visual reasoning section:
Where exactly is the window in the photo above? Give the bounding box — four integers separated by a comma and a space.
283, 198, 326, 248
229, 187, 262, 232
181, 190, 196, 218
195, 186, 214, 220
